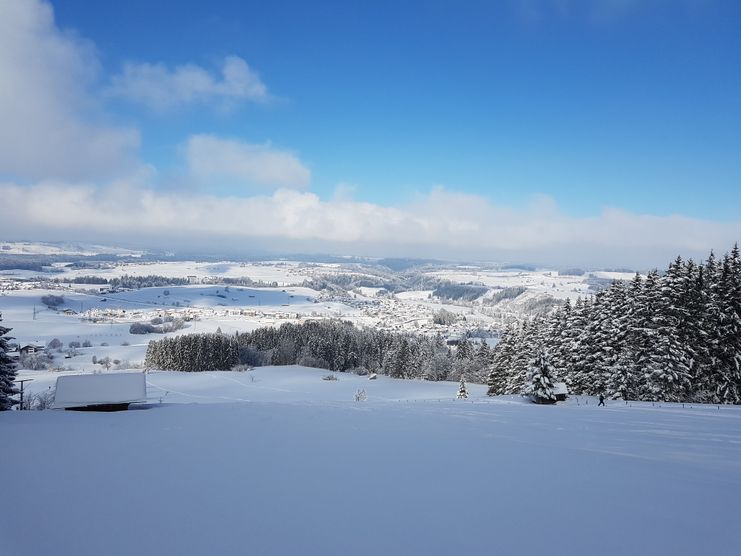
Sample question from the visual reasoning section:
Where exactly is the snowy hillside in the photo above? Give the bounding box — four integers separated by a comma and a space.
0, 241, 144, 257
3, 367, 741, 556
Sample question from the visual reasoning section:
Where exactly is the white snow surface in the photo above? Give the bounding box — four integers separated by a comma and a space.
0, 241, 144, 257
53, 372, 147, 408
3, 366, 741, 556
0, 286, 356, 372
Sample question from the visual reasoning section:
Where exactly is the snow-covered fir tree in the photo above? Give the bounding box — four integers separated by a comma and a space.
0, 314, 19, 411
487, 325, 517, 395
523, 349, 556, 404
457, 376, 468, 399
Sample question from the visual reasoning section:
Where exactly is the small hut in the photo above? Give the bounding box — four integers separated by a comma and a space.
553, 382, 569, 402
53, 372, 147, 411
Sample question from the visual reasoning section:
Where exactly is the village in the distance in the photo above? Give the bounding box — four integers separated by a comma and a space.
1, 240, 621, 374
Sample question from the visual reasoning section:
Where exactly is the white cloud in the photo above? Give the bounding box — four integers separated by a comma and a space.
511, 0, 703, 25
1, 182, 738, 268
185, 135, 311, 190
0, 0, 140, 182
107, 56, 269, 110
0, 0, 734, 269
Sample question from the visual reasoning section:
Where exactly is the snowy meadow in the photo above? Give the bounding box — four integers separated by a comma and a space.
2, 367, 741, 556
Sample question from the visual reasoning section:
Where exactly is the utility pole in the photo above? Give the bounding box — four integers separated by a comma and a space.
16, 379, 33, 410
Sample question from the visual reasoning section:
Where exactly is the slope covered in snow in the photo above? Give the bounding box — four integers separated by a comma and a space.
2, 366, 741, 556
0, 241, 144, 257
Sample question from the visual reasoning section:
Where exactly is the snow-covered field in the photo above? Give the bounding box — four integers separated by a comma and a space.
1, 248, 643, 348
3, 366, 741, 556
0, 241, 144, 257
55, 260, 312, 286
0, 285, 358, 371
425, 268, 593, 298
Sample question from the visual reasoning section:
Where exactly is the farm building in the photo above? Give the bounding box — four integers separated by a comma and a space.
52, 373, 147, 411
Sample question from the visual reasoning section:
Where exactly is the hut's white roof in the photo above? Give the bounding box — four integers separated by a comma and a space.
553, 382, 569, 395
53, 372, 147, 409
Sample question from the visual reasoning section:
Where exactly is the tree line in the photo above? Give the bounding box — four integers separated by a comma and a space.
145, 320, 494, 382
487, 245, 741, 404
145, 333, 240, 372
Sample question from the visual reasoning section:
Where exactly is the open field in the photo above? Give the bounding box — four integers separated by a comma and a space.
3, 366, 741, 556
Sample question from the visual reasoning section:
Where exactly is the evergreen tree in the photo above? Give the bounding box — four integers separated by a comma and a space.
0, 314, 19, 411
524, 349, 556, 404
559, 297, 589, 391
605, 276, 642, 400
457, 376, 468, 399
547, 299, 571, 376
568, 297, 597, 394
714, 249, 741, 403
387, 337, 410, 379
487, 326, 516, 395
697, 251, 725, 401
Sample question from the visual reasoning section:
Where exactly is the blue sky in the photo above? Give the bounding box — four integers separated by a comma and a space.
1, 0, 740, 265
49, 0, 741, 218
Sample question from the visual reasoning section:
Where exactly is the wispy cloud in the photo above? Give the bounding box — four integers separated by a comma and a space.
185, 135, 310, 190
1, 182, 738, 267
107, 56, 269, 110
511, 0, 704, 25
0, 0, 140, 181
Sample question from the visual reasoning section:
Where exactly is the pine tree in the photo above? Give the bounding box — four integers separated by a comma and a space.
388, 337, 410, 379
0, 314, 19, 411
585, 284, 629, 396
698, 251, 725, 402
568, 297, 597, 394
559, 297, 589, 392
504, 321, 534, 394
714, 249, 741, 403
645, 258, 692, 401
487, 325, 516, 395
457, 376, 468, 399
524, 349, 556, 404
605, 276, 641, 400
547, 299, 571, 376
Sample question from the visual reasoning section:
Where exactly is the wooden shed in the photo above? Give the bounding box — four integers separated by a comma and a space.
553, 382, 569, 402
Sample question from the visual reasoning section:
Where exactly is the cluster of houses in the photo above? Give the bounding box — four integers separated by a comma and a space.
6, 343, 46, 358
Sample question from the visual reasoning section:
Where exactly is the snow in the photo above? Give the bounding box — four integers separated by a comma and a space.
591, 270, 640, 281
53, 372, 147, 409
0, 286, 359, 372
0, 241, 144, 257
0, 257, 629, 344
426, 268, 592, 300
3, 366, 741, 556
51, 260, 311, 285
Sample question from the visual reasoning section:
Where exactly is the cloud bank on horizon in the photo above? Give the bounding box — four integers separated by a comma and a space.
0, 0, 738, 268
